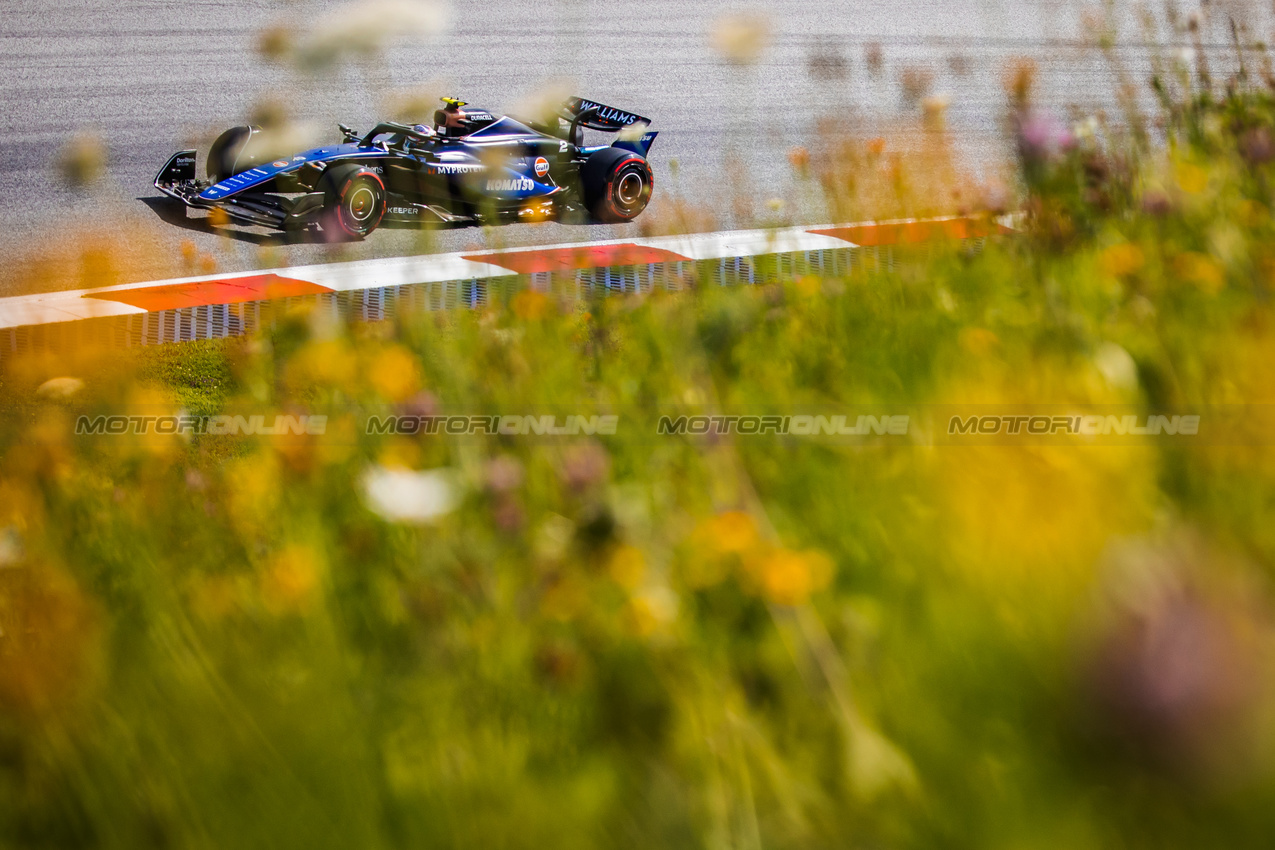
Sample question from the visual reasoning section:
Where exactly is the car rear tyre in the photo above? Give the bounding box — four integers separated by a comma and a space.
319, 163, 387, 240
582, 147, 653, 223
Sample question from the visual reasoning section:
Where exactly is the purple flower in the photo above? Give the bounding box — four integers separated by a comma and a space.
484, 455, 524, 494
1017, 111, 1074, 164
492, 496, 525, 533
396, 390, 437, 419
559, 443, 610, 493
1240, 127, 1274, 166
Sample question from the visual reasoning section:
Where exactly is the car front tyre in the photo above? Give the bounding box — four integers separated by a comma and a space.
207, 125, 262, 183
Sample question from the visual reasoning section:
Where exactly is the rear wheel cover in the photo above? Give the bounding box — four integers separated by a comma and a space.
339, 176, 386, 235
320, 164, 386, 239
583, 150, 653, 223
581, 147, 654, 223
603, 159, 653, 221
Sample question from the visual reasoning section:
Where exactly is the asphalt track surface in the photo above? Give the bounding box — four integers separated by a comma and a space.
0, 0, 1268, 294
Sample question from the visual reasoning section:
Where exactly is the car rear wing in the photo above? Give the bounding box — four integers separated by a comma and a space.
560, 97, 651, 132
559, 97, 657, 157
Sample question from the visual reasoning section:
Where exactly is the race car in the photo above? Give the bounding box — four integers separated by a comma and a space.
154, 96, 657, 239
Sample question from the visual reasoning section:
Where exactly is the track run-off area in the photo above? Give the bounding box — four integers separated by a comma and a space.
0, 216, 1013, 354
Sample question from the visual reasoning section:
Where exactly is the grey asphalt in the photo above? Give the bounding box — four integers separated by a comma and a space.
0, 0, 1265, 294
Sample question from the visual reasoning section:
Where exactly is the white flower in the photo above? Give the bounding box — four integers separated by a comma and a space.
361, 466, 458, 524
36, 377, 84, 399
298, 0, 449, 68
710, 12, 770, 65
1094, 342, 1139, 391
0, 527, 22, 568
1073, 115, 1100, 140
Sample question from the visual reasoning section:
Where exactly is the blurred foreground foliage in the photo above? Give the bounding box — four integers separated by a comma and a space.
8, 75, 1275, 850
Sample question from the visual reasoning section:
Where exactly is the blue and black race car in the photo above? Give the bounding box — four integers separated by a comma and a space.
154, 96, 657, 239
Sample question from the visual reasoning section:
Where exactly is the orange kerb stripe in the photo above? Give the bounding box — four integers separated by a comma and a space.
83, 274, 332, 312
464, 243, 692, 274
810, 218, 1013, 246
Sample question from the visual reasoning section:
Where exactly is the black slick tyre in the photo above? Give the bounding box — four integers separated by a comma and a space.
319, 163, 387, 240
581, 147, 653, 223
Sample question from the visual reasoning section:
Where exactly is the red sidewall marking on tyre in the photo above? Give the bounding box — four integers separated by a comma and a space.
338, 172, 386, 236
605, 158, 652, 219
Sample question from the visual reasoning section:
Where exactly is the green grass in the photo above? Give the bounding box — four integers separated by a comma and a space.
135, 338, 238, 417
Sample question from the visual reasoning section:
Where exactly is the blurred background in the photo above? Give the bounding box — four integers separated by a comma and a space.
2, 0, 1270, 286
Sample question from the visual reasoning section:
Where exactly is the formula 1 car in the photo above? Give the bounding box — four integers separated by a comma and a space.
154, 97, 657, 239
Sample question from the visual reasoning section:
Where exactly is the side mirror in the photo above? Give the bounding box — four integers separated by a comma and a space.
338, 123, 357, 142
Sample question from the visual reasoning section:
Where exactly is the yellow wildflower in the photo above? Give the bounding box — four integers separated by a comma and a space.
758, 549, 834, 606
511, 290, 551, 321
368, 345, 421, 402
608, 545, 646, 590
1173, 252, 1225, 293
262, 543, 322, 614
1099, 242, 1145, 278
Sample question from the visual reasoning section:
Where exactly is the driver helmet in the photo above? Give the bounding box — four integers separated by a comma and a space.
438, 98, 468, 132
